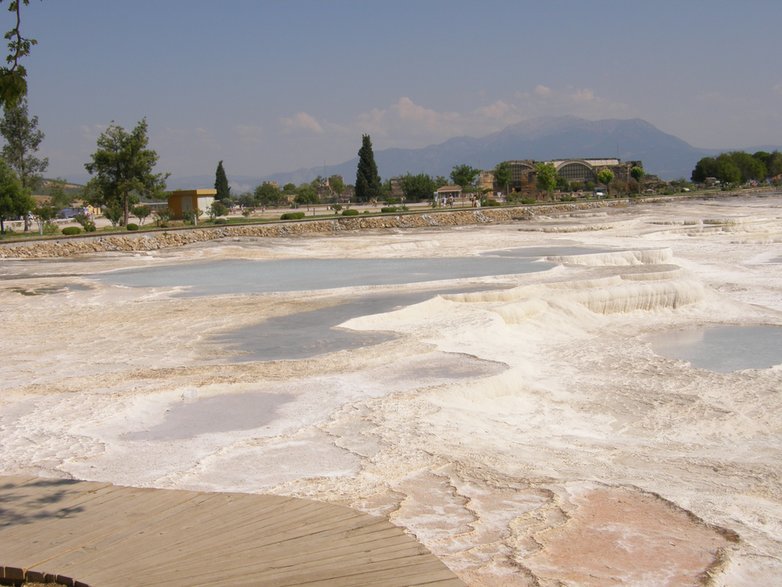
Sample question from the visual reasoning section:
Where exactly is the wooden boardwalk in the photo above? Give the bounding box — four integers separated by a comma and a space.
0, 476, 464, 586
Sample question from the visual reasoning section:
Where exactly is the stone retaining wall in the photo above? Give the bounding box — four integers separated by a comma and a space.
0, 201, 629, 259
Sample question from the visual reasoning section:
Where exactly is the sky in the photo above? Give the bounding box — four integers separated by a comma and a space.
13, 0, 782, 186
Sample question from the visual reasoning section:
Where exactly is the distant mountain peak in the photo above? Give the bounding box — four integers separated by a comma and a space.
167, 117, 737, 190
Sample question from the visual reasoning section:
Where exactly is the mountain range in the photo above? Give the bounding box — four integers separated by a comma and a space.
167, 116, 776, 190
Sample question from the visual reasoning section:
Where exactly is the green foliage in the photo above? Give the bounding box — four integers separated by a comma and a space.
692, 150, 779, 184
214, 160, 231, 201
132, 204, 151, 225
555, 174, 569, 192
0, 157, 31, 233
0, 0, 36, 109
74, 213, 96, 232
280, 211, 306, 220
380, 206, 398, 213
294, 183, 318, 207
214, 217, 228, 224
754, 150, 782, 177
630, 166, 645, 182
597, 168, 614, 187
282, 182, 297, 193
254, 182, 284, 207
493, 162, 511, 194
341, 208, 359, 216
47, 178, 72, 209
126, 223, 139, 231
32, 202, 57, 234
535, 162, 557, 194
328, 174, 345, 195
521, 197, 537, 205
0, 97, 47, 191
152, 207, 170, 227
355, 134, 381, 202
728, 151, 766, 181
61, 226, 82, 236
103, 204, 123, 227
400, 173, 436, 201
84, 119, 168, 226
450, 164, 480, 190
481, 198, 502, 207
209, 200, 228, 220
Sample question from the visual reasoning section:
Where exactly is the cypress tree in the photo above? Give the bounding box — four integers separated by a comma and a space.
355, 134, 380, 202
214, 160, 231, 201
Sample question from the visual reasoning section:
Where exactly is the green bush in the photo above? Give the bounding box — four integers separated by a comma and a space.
380, 206, 398, 213
341, 209, 359, 216
126, 223, 139, 231
481, 199, 502, 207
214, 217, 228, 224
62, 226, 82, 235
520, 197, 537, 205
280, 212, 306, 220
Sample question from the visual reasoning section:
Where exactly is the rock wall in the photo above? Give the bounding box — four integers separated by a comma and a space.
0, 201, 628, 259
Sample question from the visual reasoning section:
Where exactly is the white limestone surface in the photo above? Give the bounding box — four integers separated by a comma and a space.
1, 194, 781, 586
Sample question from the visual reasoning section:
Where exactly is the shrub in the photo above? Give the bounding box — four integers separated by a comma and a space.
521, 197, 537, 205
126, 223, 139, 231
481, 198, 502, 207
73, 213, 96, 232
380, 207, 398, 213
341, 209, 359, 216
280, 212, 306, 220
214, 217, 228, 224
62, 226, 82, 236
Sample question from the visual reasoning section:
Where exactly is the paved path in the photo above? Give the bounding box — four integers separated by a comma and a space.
0, 476, 464, 586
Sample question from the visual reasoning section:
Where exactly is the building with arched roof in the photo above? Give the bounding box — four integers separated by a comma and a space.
488, 158, 642, 194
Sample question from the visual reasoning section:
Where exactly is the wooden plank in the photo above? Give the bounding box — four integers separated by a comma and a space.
0, 476, 464, 586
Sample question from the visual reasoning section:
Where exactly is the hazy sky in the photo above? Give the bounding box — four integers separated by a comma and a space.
16, 0, 782, 184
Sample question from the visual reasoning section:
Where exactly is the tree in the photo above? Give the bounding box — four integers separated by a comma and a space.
0, 0, 36, 109
0, 156, 31, 233
294, 183, 318, 208
727, 151, 766, 182
214, 160, 230, 201
714, 154, 740, 184
254, 182, 283, 207
692, 156, 718, 183
493, 161, 511, 195
450, 164, 479, 190
209, 200, 228, 220
132, 204, 151, 225
767, 151, 782, 177
355, 134, 381, 202
400, 173, 436, 202
84, 119, 167, 226
630, 166, 645, 193
0, 97, 47, 190
328, 174, 345, 196
597, 168, 615, 196
103, 204, 123, 227
282, 182, 297, 194
47, 178, 72, 209
1, 96, 47, 230
32, 201, 56, 235
237, 192, 255, 209
535, 162, 557, 197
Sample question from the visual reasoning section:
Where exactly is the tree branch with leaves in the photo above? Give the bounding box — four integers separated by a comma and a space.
0, 0, 37, 108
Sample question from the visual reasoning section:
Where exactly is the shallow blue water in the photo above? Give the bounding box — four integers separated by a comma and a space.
649, 325, 782, 372
93, 255, 554, 296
